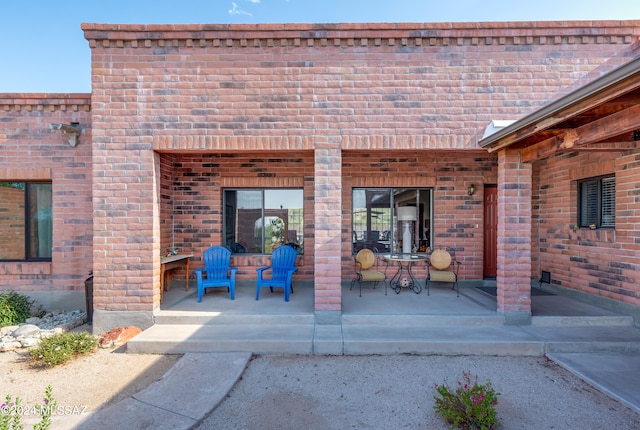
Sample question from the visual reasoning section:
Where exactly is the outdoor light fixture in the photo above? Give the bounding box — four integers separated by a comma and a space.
397, 207, 416, 254
50, 122, 81, 147
467, 184, 476, 196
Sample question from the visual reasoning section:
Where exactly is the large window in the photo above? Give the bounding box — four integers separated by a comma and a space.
0, 182, 52, 261
578, 176, 615, 228
223, 189, 304, 254
352, 188, 432, 254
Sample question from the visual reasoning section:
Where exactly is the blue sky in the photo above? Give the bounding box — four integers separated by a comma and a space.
1, 0, 639, 93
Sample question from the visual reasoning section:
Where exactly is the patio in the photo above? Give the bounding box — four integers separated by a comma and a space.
125, 277, 640, 356
158, 278, 627, 321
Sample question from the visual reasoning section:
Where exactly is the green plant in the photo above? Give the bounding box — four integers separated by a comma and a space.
433, 371, 500, 430
0, 291, 35, 327
33, 385, 56, 430
29, 332, 98, 367
0, 394, 23, 430
1, 386, 56, 430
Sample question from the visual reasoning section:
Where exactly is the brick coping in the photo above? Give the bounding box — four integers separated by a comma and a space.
82, 21, 640, 49
0, 94, 91, 111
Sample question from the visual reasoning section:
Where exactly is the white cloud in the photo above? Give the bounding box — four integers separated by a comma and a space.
249, 0, 261, 3
228, 2, 253, 16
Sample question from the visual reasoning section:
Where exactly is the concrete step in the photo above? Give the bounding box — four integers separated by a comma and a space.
155, 310, 633, 328
342, 314, 505, 327
520, 325, 640, 353
128, 321, 640, 356
342, 324, 545, 356
130, 323, 547, 356
531, 315, 635, 327
154, 310, 314, 325
127, 323, 315, 355
342, 324, 640, 355
132, 304, 640, 356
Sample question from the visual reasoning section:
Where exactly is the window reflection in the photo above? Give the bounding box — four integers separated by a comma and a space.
0, 182, 52, 260
352, 188, 431, 254
224, 189, 304, 254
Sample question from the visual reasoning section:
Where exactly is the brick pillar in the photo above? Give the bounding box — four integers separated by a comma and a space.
92, 145, 160, 334
313, 137, 342, 324
497, 148, 532, 325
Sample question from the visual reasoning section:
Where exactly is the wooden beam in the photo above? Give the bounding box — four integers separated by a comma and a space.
520, 104, 640, 162
520, 135, 562, 162
570, 142, 638, 152
560, 104, 640, 149
521, 139, 638, 162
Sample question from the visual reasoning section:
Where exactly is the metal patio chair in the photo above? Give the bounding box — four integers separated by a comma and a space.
426, 248, 460, 297
350, 248, 387, 297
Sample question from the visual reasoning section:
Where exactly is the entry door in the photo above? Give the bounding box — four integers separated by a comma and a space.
483, 185, 497, 278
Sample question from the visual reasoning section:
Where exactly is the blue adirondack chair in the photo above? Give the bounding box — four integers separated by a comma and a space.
255, 245, 298, 302
195, 246, 237, 302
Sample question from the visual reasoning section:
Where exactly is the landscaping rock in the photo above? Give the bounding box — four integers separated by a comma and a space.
0, 310, 87, 352
98, 326, 142, 348
0, 341, 22, 352
11, 324, 40, 338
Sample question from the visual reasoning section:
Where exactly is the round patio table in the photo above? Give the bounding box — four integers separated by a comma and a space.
383, 253, 428, 294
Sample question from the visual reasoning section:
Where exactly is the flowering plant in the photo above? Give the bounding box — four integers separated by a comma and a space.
29, 332, 97, 367
433, 371, 500, 430
1, 385, 56, 430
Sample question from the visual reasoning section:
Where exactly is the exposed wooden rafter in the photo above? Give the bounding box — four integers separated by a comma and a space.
520, 104, 640, 162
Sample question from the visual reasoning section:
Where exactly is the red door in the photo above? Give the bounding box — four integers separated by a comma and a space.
483, 185, 497, 278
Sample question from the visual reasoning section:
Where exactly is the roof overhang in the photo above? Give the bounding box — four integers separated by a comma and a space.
479, 55, 640, 162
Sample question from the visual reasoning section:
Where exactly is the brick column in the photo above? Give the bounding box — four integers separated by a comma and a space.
497, 148, 532, 325
313, 137, 343, 324
92, 144, 160, 334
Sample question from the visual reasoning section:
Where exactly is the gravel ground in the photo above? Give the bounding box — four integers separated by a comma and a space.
197, 354, 640, 430
0, 347, 181, 416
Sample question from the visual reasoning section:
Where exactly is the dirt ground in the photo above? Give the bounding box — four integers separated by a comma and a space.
198, 354, 640, 430
0, 325, 181, 419
3, 323, 640, 430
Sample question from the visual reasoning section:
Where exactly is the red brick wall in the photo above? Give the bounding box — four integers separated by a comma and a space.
531, 162, 541, 278
158, 148, 498, 309
342, 150, 498, 281
83, 21, 640, 144
79, 21, 640, 312
535, 149, 640, 306
0, 94, 92, 292
160, 152, 315, 280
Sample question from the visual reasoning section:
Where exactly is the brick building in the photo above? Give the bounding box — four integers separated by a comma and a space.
1, 21, 639, 333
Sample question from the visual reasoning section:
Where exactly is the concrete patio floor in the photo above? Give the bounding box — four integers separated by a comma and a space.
128, 279, 640, 356
157, 278, 633, 321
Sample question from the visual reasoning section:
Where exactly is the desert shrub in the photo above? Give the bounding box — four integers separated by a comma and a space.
433, 371, 500, 430
29, 332, 98, 367
0, 290, 34, 327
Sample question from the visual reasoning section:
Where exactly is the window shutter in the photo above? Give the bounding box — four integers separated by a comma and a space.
600, 176, 615, 227
580, 180, 598, 226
